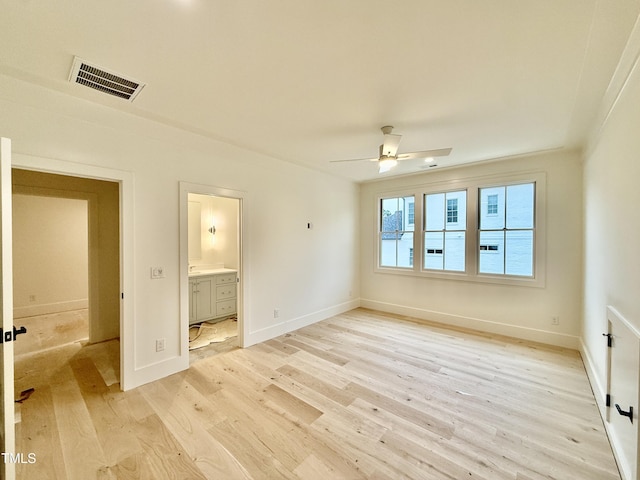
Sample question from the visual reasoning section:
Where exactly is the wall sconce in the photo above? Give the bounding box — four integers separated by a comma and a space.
208, 225, 216, 235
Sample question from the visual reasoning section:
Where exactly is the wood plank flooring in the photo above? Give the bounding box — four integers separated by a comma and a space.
15, 308, 619, 479
14, 309, 89, 356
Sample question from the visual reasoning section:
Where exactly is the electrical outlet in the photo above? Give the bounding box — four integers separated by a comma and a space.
28, 295, 36, 303
151, 266, 165, 279
274, 308, 280, 319
552, 316, 560, 325
156, 338, 166, 352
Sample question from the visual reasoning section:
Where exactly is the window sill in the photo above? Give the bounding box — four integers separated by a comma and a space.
374, 266, 545, 288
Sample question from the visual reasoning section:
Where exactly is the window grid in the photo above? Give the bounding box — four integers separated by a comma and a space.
487, 194, 498, 215
478, 183, 535, 277
424, 191, 466, 272
447, 198, 458, 223
375, 173, 544, 287
379, 195, 415, 269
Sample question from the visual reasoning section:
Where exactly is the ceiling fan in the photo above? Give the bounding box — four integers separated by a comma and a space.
331, 126, 452, 173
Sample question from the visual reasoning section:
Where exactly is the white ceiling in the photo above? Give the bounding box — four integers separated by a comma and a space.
0, 0, 638, 182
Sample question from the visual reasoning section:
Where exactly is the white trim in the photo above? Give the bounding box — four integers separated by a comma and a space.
243, 300, 360, 347
587, 13, 640, 156
361, 298, 579, 349
373, 171, 547, 288
1, 137, 16, 480
13, 299, 88, 319
581, 337, 607, 417
179, 182, 247, 362
11, 153, 137, 390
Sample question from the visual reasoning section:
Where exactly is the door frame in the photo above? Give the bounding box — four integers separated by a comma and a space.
1, 137, 16, 480
11, 152, 135, 390
179, 182, 246, 356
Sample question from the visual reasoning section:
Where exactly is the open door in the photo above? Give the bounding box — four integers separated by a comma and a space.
0, 137, 15, 480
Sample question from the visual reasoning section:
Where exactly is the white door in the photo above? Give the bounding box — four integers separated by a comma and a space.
0, 137, 15, 480
607, 306, 640, 480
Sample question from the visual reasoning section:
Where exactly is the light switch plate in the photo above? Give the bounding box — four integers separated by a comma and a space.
151, 266, 165, 279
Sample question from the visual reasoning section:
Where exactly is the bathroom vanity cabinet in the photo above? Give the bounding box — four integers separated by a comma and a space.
189, 269, 237, 324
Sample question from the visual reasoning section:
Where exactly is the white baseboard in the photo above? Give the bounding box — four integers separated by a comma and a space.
243, 299, 360, 347
124, 300, 359, 391
580, 338, 607, 416
14, 299, 88, 319
361, 299, 580, 349
123, 355, 189, 392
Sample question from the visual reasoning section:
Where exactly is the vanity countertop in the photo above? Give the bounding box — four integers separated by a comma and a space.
188, 267, 237, 278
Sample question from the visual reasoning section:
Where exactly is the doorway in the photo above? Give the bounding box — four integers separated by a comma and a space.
11, 168, 122, 384
180, 183, 244, 364
12, 192, 90, 356
10, 169, 122, 473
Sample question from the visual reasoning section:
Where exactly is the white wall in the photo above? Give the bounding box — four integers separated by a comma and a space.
360, 150, 584, 348
582, 19, 640, 412
0, 75, 360, 388
579, 15, 640, 480
12, 194, 88, 317
188, 193, 239, 270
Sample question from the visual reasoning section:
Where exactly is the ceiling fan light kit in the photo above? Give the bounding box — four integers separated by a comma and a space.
378, 157, 398, 173
331, 125, 452, 175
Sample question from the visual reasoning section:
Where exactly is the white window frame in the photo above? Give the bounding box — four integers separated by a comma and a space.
378, 194, 416, 269
424, 189, 467, 273
374, 171, 546, 287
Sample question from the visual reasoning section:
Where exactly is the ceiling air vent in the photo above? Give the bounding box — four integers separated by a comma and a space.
69, 57, 145, 102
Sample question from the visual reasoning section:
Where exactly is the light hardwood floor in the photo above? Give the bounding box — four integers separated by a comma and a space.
15, 309, 619, 479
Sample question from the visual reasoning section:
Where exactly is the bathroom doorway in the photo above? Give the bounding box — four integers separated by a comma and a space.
180, 183, 244, 364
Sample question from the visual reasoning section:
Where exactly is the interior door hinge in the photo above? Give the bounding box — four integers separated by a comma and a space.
606, 394, 611, 407
603, 333, 612, 347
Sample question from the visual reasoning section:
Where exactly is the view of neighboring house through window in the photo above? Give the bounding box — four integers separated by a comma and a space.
380, 195, 414, 268
487, 194, 498, 215
377, 177, 540, 284
424, 190, 466, 271
447, 198, 458, 223
479, 183, 534, 276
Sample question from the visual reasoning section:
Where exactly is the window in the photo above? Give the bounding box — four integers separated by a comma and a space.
379, 195, 414, 268
447, 198, 458, 223
487, 194, 498, 215
375, 174, 544, 286
408, 202, 415, 226
479, 183, 534, 276
424, 190, 466, 272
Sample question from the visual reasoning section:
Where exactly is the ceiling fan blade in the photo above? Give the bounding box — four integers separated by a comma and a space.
397, 148, 452, 161
381, 133, 402, 157
329, 156, 379, 163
